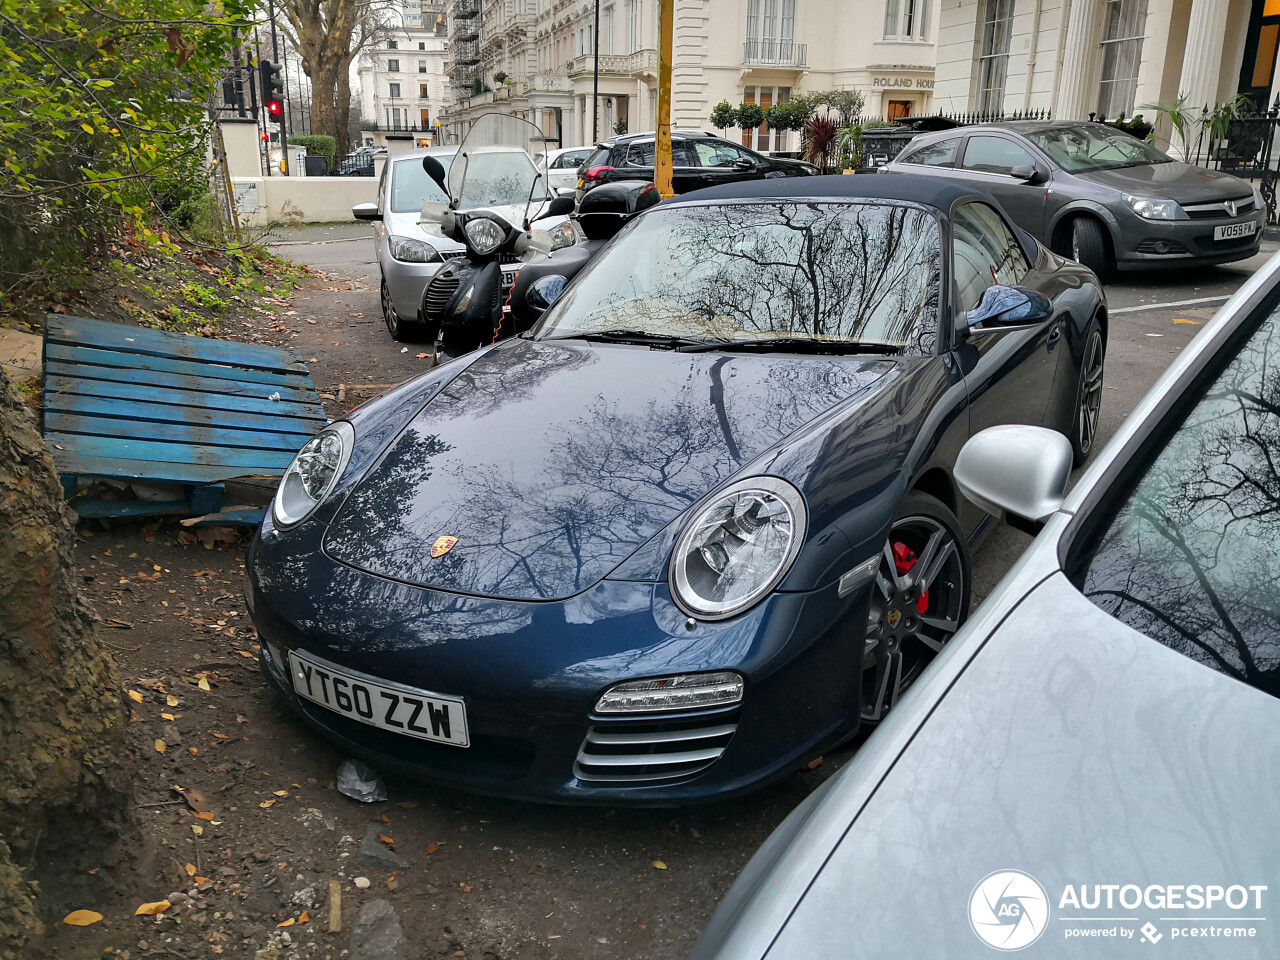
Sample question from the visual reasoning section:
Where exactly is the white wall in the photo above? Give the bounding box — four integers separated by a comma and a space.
231, 177, 376, 228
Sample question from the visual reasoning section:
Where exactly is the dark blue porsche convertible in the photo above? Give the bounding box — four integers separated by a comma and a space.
246, 175, 1106, 803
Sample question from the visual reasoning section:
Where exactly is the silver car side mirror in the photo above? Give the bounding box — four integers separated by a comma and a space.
955, 425, 1072, 534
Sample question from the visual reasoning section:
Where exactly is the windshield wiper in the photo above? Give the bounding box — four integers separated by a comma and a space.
544, 328, 708, 348
677, 337, 901, 355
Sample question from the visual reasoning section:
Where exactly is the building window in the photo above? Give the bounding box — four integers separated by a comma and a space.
741, 85, 792, 152
604, 5, 614, 54
745, 0, 797, 63
419, 60, 427, 72
420, 83, 430, 98
1097, 0, 1150, 119
388, 58, 400, 72
389, 82, 401, 98
388, 40, 398, 49
628, 0, 638, 50
976, 0, 1013, 113
419, 41, 426, 50
884, 0, 928, 40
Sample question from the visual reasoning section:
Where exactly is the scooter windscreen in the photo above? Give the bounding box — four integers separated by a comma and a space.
448, 113, 555, 234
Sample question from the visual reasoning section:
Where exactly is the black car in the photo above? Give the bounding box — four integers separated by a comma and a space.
882, 121, 1264, 277
576, 130, 818, 197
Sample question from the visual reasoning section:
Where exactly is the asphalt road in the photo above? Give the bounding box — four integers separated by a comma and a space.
264, 225, 1278, 957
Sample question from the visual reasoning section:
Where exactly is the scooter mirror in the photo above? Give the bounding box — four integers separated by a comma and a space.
538, 195, 575, 220
422, 155, 449, 196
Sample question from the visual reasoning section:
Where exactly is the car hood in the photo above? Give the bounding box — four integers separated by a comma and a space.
1075, 160, 1253, 204
323, 337, 894, 601
760, 572, 1280, 958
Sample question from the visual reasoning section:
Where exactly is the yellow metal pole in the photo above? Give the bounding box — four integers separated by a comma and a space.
655, 0, 674, 198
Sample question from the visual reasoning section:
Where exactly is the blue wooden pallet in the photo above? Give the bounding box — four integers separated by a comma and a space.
42, 315, 327, 524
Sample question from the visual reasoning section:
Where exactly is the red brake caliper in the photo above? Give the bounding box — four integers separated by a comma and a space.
892, 542, 930, 614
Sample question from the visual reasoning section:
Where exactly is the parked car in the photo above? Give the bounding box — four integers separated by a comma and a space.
576, 130, 819, 198
534, 145, 594, 195
693, 253, 1280, 959
247, 174, 1104, 803
882, 120, 1265, 277
337, 146, 385, 177
352, 146, 578, 340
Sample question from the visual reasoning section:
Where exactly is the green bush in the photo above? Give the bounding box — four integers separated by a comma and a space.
709, 100, 735, 130
736, 103, 765, 130
288, 134, 337, 161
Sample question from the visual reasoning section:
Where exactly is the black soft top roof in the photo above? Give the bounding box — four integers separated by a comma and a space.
665, 172, 990, 213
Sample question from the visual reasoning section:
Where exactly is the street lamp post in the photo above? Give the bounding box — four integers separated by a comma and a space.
592, 0, 600, 142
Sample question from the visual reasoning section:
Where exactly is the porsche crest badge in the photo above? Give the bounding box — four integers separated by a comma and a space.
430, 536, 459, 558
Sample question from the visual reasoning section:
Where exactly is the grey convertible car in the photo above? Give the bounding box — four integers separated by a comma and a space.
694, 252, 1280, 957
883, 121, 1265, 277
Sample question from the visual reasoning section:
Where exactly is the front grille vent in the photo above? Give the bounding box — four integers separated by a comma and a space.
574, 711, 738, 784
423, 270, 462, 318
1184, 196, 1254, 220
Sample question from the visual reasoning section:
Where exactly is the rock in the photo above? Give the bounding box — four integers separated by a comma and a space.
353, 877, 371, 889
290, 885, 317, 908
356, 824, 410, 871
350, 899, 406, 960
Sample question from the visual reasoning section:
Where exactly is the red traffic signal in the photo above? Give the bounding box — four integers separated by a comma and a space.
258, 59, 285, 125
266, 97, 283, 120
260, 131, 269, 142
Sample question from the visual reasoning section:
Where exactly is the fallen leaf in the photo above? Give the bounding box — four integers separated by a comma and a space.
299, 910, 310, 923
259, 800, 276, 808
135, 900, 171, 916
191, 824, 204, 835
128, 690, 144, 703
212, 732, 228, 740
191, 811, 214, 821
193, 876, 210, 884
185, 863, 197, 876
188, 747, 199, 756
161, 712, 176, 721
651, 860, 668, 870
396, 801, 420, 809
379, 814, 391, 824
272, 790, 288, 797
62, 909, 103, 926
235, 714, 248, 723
426, 842, 440, 854
153, 564, 162, 572
154, 739, 166, 754
236, 650, 255, 658
277, 917, 295, 927
178, 787, 211, 813
378, 834, 394, 845
198, 677, 211, 691
416, 352, 429, 359
806, 756, 824, 770
166, 694, 180, 707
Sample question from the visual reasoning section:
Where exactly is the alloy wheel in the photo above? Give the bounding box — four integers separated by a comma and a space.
1077, 328, 1105, 456
861, 514, 966, 722
380, 279, 400, 338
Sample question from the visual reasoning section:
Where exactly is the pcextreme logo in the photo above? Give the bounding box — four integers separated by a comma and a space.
970, 870, 1050, 951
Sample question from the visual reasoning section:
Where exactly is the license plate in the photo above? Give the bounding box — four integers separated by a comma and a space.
288, 649, 469, 747
1214, 221, 1257, 241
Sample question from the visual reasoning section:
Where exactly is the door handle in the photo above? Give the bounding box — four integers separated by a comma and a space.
1047, 325, 1062, 350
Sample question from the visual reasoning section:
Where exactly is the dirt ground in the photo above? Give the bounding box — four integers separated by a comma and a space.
32, 244, 845, 960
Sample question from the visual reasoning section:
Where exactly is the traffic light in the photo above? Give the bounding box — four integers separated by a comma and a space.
259, 59, 284, 124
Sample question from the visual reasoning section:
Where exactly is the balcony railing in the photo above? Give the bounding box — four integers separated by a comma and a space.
525, 73, 571, 93
742, 39, 807, 68
567, 48, 657, 78
453, 38, 480, 64
453, 23, 479, 41
453, 0, 479, 18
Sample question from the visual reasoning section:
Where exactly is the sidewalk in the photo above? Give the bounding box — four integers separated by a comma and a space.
264, 222, 369, 245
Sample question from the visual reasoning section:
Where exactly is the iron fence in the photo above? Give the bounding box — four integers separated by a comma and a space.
1181, 98, 1280, 223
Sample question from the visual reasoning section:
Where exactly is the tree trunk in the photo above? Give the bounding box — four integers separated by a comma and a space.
335, 53, 356, 155
0, 369, 132, 956
309, 61, 342, 150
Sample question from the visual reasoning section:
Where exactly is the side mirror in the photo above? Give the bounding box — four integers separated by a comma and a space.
422, 155, 449, 195
1010, 164, 1046, 184
537, 195, 576, 220
965, 285, 1053, 330
733, 158, 754, 171
955, 425, 1072, 534
352, 202, 380, 221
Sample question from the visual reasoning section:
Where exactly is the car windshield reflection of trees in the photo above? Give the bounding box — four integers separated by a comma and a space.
540, 201, 940, 354
1081, 307, 1280, 697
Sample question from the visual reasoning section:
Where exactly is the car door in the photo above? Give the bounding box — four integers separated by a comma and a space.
888, 135, 963, 180
956, 134, 1048, 237
670, 140, 703, 194
688, 139, 760, 189
373, 160, 391, 264
950, 200, 1064, 432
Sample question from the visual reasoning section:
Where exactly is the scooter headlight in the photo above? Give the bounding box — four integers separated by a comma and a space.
463, 217, 506, 255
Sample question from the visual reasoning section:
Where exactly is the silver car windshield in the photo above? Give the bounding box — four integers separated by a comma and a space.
1075, 300, 1280, 698
390, 157, 452, 213
535, 201, 941, 351
1026, 123, 1173, 172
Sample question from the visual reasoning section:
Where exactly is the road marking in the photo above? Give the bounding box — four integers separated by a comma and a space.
1110, 294, 1230, 315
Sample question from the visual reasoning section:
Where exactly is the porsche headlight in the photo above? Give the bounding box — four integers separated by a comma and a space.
388, 236, 442, 263
548, 220, 578, 251
272, 422, 354, 528
669, 477, 806, 620
463, 216, 506, 255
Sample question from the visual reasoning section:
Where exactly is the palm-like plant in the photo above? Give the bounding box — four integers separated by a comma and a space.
802, 117, 837, 171
1141, 94, 1194, 156
836, 124, 864, 170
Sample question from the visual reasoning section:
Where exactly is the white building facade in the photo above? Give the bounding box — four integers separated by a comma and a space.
441, 0, 938, 152
935, 0, 1280, 141
357, 2, 453, 148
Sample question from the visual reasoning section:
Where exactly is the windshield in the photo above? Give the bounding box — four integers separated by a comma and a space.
448, 113, 549, 210
390, 155, 452, 213
1026, 123, 1172, 172
535, 201, 941, 352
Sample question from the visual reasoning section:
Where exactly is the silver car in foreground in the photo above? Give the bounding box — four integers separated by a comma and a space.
695, 253, 1280, 957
